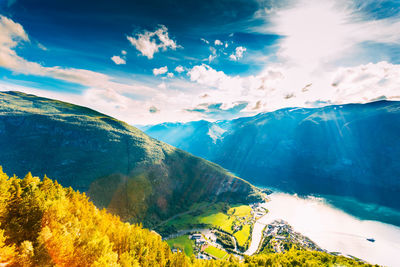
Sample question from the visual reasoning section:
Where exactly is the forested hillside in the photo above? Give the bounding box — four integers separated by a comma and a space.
0, 168, 374, 266
0, 91, 260, 228
144, 101, 400, 209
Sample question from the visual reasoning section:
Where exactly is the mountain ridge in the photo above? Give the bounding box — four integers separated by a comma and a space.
0, 91, 262, 227
144, 100, 400, 211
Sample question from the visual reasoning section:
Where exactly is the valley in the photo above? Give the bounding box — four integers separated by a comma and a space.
143, 101, 400, 218
0, 91, 394, 266
160, 192, 400, 266
0, 91, 262, 228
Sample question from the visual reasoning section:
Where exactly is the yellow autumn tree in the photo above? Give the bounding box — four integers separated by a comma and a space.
0, 167, 376, 267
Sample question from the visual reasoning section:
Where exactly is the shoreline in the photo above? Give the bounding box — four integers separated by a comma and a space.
246, 192, 400, 267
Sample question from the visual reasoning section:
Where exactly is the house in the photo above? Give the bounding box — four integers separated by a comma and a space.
191, 234, 202, 240
196, 238, 206, 245
197, 253, 211, 260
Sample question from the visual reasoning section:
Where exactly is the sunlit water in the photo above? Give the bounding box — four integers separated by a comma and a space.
246, 193, 400, 267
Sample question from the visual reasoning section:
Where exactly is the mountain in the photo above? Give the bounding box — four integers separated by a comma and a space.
143, 101, 400, 210
0, 91, 261, 227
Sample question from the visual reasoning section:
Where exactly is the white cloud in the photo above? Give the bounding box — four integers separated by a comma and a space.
179, 0, 399, 118
0, 15, 111, 86
329, 61, 400, 103
229, 54, 237, 61
200, 38, 209, 44
187, 62, 400, 115
111, 55, 126, 65
207, 47, 217, 62
229, 46, 246, 61
153, 66, 168, 76
0, 15, 29, 45
167, 72, 174, 78
255, 0, 400, 71
175, 65, 184, 73
0, 16, 207, 125
157, 82, 167, 89
121, 50, 127, 55
2, 4, 400, 126
0, 15, 160, 107
37, 43, 47, 51
127, 25, 179, 59
214, 39, 223, 46
185, 1, 400, 121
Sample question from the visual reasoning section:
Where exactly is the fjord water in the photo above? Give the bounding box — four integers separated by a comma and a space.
251, 193, 400, 267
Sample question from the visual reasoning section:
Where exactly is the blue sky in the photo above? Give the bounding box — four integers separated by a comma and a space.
0, 0, 399, 124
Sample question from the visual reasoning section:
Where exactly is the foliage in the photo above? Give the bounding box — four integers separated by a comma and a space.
215, 231, 235, 249
0, 167, 175, 266
0, 91, 262, 229
234, 224, 251, 250
245, 249, 379, 267
164, 203, 252, 236
0, 167, 377, 266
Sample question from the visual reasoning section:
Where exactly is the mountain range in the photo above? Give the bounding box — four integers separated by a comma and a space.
0, 91, 261, 228
143, 100, 400, 210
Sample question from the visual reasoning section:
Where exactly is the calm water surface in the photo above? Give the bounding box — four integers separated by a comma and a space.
246, 193, 400, 267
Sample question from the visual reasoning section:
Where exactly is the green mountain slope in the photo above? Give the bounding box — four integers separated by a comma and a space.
0, 91, 261, 227
143, 101, 400, 211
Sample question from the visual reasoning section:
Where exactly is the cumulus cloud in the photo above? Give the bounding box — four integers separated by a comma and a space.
184, 1, 400, 121
328, 62, 400, 103
175, 65, 184, 73
187, 61, 400, 116
188, 64, 237, 89
0, 15, 161, 111
157, 82, 167, 89
149, 106, 160, 113
127, 25, 179, 59
207, 47, 217, 62
0, 16, 218, 125
255, 0, 400, 71
214, 39, 223, 46
153, 66, 168, 76
0, 15, 29, 46
111, 55, 126, 65
167, 72, 174, 78
200, 38, 209, 44
177, 0, 399, 119
0, 15, 112, 86
186, 101, 249, 120
229, 46, 246, 61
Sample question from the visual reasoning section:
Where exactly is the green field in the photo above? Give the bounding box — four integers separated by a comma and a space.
204, 246, 228, 259
166, 235, 194, 256
198, 212, 235, 233
165, 203, 252, 234
234, 224, 251, 248
164, 203, 253, 251
228, 205, 252, 217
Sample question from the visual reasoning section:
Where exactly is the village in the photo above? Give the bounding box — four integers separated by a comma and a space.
259, 219, 324, 254
167, 202, 270, 260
